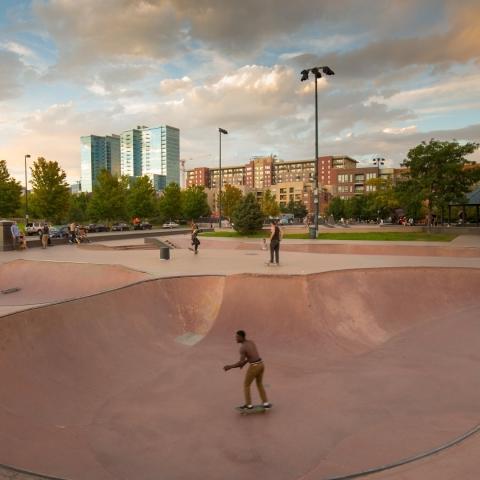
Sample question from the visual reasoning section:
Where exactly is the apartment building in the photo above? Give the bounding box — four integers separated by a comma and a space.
245, 156, 274, 188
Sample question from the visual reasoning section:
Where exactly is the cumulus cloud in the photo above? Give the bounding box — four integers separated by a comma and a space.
1, 41, 35, 58
0, 50, 26, 100
159, 76, 193, 94
2, 1, 480, 181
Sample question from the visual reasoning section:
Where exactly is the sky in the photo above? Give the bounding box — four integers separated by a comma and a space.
1, 0, 479, 184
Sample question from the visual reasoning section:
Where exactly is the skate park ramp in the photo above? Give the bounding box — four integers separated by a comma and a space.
0, 267, 480, 480
0, 259, 150, 315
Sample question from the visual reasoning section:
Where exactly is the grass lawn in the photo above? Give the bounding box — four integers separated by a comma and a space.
200, 231, 458, 242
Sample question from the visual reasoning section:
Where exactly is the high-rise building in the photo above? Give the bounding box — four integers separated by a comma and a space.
119, 125, 180, 187
120, 127, 144, 177
141, 125, 180, 185
80, 134, 120, 193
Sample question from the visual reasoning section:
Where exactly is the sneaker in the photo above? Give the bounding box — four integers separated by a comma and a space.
263, 403, 272, 409
239, 404, 254, 410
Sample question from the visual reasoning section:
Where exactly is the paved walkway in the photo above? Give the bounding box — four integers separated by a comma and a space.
2, 235, 480, 280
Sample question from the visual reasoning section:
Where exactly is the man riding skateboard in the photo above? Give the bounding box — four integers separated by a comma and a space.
223, 330, 272, 411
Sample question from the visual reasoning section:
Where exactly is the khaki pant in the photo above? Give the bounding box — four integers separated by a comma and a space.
244, 362, 268, 405
41, 234, 49, 249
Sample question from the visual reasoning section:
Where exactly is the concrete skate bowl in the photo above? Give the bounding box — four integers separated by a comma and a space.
1, 267, 480, 480
0, 259, 150, 314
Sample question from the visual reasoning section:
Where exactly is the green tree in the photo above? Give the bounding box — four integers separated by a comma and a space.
127, 176, 156, 219
69, 192, 90, 222
401, 139, 480, 222
326, 197, 345, 220
158, 182, 182, 221
181, 185, 210, 220
366, 177, 400, 219
394, 180, 424, 221
87, 170, 128, 222
29, 157, 70, 223
231, 192, 263, 234
261, 189, 280, 218
220, 184, 243, 220
0, 160, 22, 218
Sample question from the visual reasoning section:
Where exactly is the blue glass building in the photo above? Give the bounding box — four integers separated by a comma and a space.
80, 134, 120, 193
142, 125, 180, 185
120, 127, 145, 177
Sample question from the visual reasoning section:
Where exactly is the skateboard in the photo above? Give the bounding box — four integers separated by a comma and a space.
235, 404, 273, 415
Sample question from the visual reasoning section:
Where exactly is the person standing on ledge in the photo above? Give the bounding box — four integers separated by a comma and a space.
267, 219, 282, 265
224, 330, 272, 410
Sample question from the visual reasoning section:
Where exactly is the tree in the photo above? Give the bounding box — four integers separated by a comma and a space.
87, 170, 128, 222
69, 192, 90, 222
181, 185, 210, 220
366, 177, 400, 219
261, 189, 280, 218
292, 201, 308, 219
220, 184, 243, 220
0, 160, 22, 218
231, 192, 263, 234
326, 197, 344, 220
401, 139, 480, 222
158, 182, 182, 221
29, 157, 70, 223
127, 175, 156, 219
394, 180, 424, 221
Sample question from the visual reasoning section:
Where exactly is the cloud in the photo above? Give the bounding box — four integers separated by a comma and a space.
289, 2, 480, 83
382, 125, 417, 135
33, 0, 187, 69
159, 76, 193, 94
1, 41, 35, 58
2, 1, 480, 182
0, 50, 26, 100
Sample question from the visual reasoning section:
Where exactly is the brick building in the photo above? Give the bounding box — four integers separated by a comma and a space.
185, 154, 406, 214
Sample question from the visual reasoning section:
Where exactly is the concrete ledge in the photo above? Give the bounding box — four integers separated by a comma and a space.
421, 226, 480, 234
25, 228, 200, 249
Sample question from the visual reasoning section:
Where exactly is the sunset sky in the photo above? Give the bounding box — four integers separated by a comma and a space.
1, 0, 479, 183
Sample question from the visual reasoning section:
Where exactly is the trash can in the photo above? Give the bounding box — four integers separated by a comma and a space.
0, 221, 14, 251
159, 246, 170, 260
308, 226, 317, 239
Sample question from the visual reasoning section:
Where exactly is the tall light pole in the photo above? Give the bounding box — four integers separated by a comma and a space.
300, 66, 335, 237
218, 128, 228, 228
24, 154, 31, 220
372, 158, 385, 222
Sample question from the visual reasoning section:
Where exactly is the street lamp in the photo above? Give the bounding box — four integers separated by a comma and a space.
218, 127, 228, 228
300, 65, 335, 237
24, 154, 31, 220
373, 157, 385, 167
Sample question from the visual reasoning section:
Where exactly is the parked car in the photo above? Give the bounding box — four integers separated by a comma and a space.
87, 223, 110, 233
50, 225, 70, 238
134, 221, 153, 230
25, 222, 43, 236
111, 222, 130, 231
162, 221, 179, 229
47, 226, 60, 238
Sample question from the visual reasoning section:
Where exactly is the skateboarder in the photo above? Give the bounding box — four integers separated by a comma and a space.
191, 223, 200, 254
223, 330, 271, 411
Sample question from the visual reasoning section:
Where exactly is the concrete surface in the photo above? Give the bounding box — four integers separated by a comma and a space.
0, 236, 479, 480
